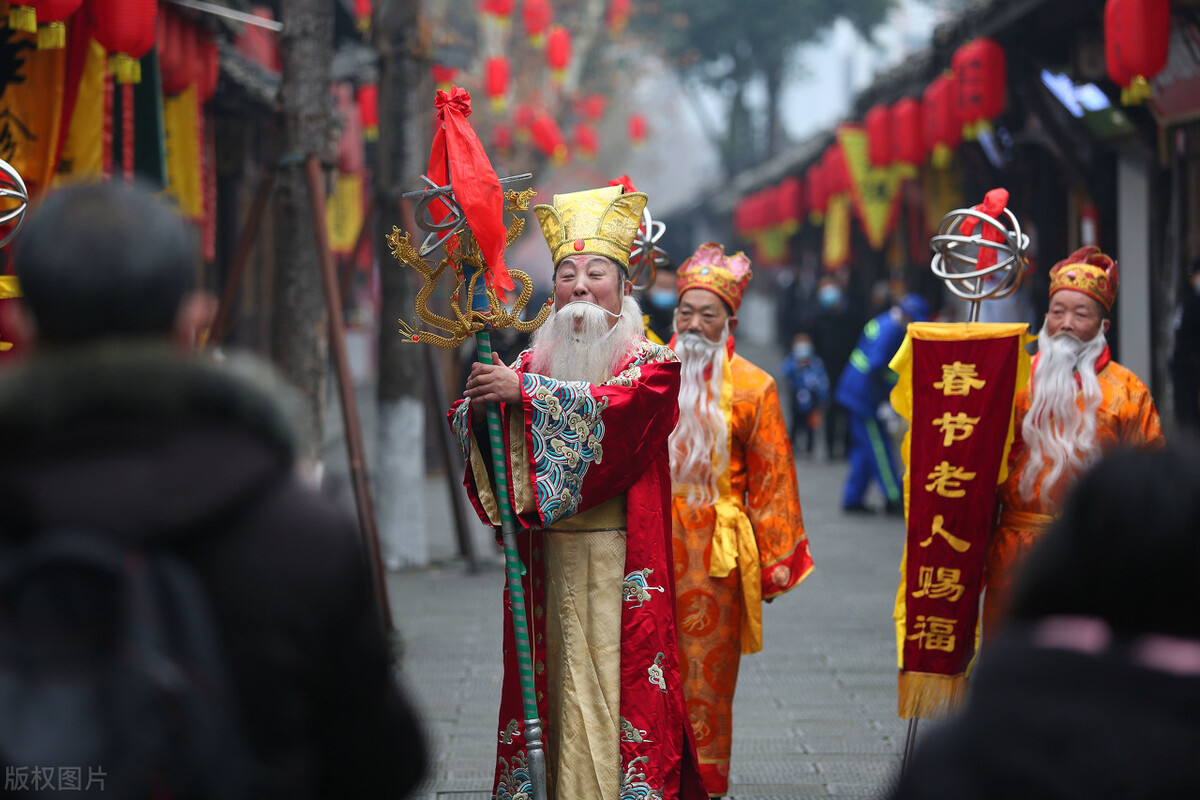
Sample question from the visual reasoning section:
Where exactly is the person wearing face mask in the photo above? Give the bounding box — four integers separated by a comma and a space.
667, 243, 814, 798
811, 275, 862, 460
642, 265, 679, 345
780, 332, 830, 454
983, 246, 1164, 643
455, 184, 706, 800
1170, 257, 1200, 435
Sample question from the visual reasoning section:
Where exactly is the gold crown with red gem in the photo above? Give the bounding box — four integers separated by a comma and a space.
533, 185, 648, 271
1049, 245, 1119, 313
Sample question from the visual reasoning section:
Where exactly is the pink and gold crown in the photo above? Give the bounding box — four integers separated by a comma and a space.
676, 242, 752, 314
1049, 245, 1119, 313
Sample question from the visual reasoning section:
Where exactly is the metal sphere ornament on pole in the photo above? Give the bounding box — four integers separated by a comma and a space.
0, 159, 30, 249
929, 187, 1029, 321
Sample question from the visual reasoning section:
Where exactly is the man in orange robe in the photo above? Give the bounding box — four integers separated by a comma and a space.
668, 243, 815, 798
984, 246, 1163, 640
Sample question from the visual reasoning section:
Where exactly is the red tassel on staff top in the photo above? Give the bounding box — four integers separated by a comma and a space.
425, 87, 515, 302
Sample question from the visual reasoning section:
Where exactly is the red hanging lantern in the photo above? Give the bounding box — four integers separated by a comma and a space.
607, 0, 632, 34
194, 27, 219, 103
1105, 0, 1170, 104
530, 111, 568, 164
573, 122, 600, 160
353, 0, 372, 33
779, 176, 805, 228
357, 83, 379, 142
484, 55, 510, 112
157, 7, 192, 95
546, 25, 571, 84
523, 0, 553, 47
513, 103, 535, 138
431, 63, 459, 91
30, 0, 85, 49
823, 142, 849, 196
87, 0, 159, 84
235, 6, 281, 73
493, 122, 513, 154
864, 104, 893, 167
891, 97, 924, 167
577, 92, 607, 122
806, 161, 827, 223
628, 112, 647, 146
923, 74, 960, 169
478, 0, 514, 26
952, 37, 1006, 138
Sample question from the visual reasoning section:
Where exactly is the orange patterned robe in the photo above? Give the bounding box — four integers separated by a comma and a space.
983, 352, 1163, 640
672, 350, 814, 797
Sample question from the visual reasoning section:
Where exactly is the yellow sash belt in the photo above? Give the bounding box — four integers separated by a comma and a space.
707, 352, 764, 655
998, 508, 1056, 534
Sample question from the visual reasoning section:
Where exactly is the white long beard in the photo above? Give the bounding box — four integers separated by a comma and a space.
1018, 325, 1107, 503
669, 325, 731, 509
528, 295, 644, 383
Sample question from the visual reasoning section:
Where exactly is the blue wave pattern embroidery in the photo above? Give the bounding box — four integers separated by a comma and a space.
522, 373, 609, 526
620, 755, 663, 800
494, 751, 532, 800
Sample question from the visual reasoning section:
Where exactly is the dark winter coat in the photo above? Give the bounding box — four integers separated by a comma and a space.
0, 344, 426, 800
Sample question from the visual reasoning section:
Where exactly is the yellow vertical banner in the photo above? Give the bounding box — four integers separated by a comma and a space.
162, 84, 203, 220
326, 172, 365, 255
53, 39, 108, 187
821, 192, 851, 270
0, 30, 68, 198
836, 125, 903, 252
923, 165, 963, 236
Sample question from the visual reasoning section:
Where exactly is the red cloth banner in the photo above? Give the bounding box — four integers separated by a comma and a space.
890, 322, 1032, 719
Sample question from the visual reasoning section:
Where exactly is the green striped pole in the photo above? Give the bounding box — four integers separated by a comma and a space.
469, 267, 547, 800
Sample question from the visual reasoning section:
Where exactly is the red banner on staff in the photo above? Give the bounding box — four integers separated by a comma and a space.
889, 322, 1032, 719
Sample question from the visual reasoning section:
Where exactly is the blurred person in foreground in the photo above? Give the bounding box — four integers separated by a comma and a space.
833, 293, 930, 515
983, 246, 1163, 641
668, 243, 815, 798
0, 182, 426, 799
456, 184, 705, 800
887, 445, 1200, 800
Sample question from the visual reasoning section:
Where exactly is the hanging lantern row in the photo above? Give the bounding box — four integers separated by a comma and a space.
1105, 0, 1169, 104
732, 178, 806, 237
493, 122, 513, 154
821, 141, 849, 197
523, 0, 553, 46
7, 0, 86, 49
805, 160, 826, 222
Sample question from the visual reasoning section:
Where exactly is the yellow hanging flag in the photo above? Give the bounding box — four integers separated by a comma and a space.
836, 125, 903, 252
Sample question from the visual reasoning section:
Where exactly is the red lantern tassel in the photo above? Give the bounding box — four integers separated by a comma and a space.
38, 21, 67, 49
122, 80, 134, 183
8, 4, 36, 32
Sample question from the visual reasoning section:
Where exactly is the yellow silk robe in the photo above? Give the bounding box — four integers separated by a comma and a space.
983, 356, 1164, 641
672, 352, 814, 797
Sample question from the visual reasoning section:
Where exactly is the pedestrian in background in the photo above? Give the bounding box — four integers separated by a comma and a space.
0, 182, 426, 799
834, 293, 929, 516
887, 445, 1200, 800
1171, 257, 1200, 436
781, 331, 830, 455
811, 273, 861, 460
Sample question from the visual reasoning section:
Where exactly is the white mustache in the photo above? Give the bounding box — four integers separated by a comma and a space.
561, 300, 621, 318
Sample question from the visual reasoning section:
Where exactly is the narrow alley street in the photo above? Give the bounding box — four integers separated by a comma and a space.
389, 455, 912, 799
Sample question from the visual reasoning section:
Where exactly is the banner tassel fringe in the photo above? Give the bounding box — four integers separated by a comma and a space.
898, 670, 968, 720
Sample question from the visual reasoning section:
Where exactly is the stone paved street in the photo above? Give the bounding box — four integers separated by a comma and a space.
388, 455, 913, 800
